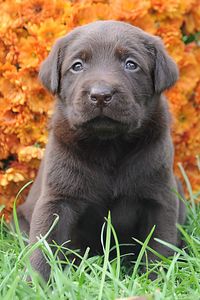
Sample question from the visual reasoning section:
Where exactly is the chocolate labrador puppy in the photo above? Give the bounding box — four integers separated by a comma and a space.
17, 20, 186, 280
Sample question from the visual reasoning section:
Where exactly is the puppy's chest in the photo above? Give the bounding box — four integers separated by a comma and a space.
89, 159, 138, 203
89, 145, 141, 200
48, 147, 139, 203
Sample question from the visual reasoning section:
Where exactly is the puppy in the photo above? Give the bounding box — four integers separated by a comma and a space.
17, 20, 186, 280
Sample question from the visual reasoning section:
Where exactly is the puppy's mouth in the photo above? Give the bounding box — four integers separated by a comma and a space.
83, 116, 128, 139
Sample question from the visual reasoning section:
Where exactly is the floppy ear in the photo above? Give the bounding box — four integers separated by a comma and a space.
39, 36, 67, 94
152, 38, 179, 94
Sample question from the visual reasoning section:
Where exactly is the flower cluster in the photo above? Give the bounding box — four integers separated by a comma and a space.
0, 0, 200, 219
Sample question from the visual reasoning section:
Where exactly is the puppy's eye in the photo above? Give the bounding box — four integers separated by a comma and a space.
71, 60, 84, 73
124, 59, 138, 71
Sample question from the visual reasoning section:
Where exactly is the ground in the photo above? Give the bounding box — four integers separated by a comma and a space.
0, 188, 200, 300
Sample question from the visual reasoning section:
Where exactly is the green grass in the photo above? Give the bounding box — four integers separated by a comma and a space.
0, 173, 200, 299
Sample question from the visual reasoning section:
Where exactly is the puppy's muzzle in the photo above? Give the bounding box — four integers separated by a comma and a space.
89, 84, 114, 108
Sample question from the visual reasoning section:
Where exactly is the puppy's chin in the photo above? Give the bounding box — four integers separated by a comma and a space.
82, 116, 128, 140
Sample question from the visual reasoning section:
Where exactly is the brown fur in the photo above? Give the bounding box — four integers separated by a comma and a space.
17, 21, 186, 280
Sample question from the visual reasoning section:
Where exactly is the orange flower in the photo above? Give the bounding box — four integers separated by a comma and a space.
177, 52, 200, 97
155, 22, 185, 62
18, 146, 44, 163
0, 130, 20, 160
174, 103, 198, 135
0, 168, 25, 187
18, 0, 72, 25
151, 0, 195, 19
71, 3, 112, 26
0, 38, 9, 65
194, 82, 200, 106
184, 14, 196, 34
13, 115, 48, 146
28, 18, 68, 49
0, 0, 20, 33
191, 0, 200, 31
166, 86, 188, 115
17, 36, 41, 68
26, 87, 54, 114
186, 125, 200, 156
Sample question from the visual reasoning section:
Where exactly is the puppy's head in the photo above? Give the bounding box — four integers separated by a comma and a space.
39, 21, 178, 140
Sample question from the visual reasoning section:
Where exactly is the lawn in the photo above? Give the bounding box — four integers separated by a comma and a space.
0, 177, 200, 300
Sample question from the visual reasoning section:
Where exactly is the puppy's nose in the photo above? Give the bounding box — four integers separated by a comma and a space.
89, 85, 113, 106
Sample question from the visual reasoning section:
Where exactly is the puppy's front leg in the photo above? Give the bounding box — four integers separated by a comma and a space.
139, 195, 179, 280
29, 196, 78, 281
141, 193, 179, 264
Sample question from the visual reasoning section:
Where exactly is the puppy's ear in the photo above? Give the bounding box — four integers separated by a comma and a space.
39, 37, 67, 94
151, 38, 179, 94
